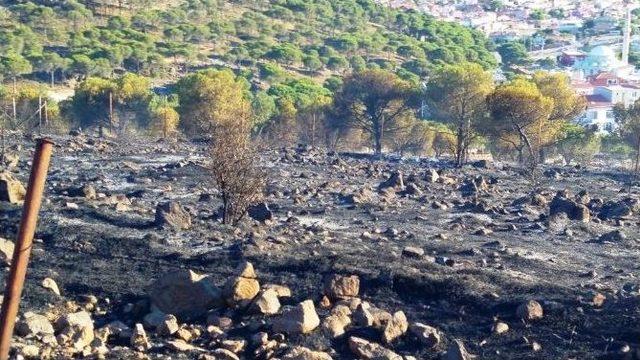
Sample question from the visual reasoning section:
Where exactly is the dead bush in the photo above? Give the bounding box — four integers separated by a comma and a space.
210, 113, 264, 225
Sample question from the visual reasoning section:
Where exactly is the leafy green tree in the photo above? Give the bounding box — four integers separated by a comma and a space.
555, 123, 600, 165
613, 100, 640, 172
426, 62, 494, 166
332, 69, 419, 156
0, 52, 32, 87
486, 79, 554, 171
35, 52, 69, 86
497, 41, 530, 66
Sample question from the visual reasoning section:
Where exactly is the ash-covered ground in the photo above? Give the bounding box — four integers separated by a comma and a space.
1, 132, 639, 359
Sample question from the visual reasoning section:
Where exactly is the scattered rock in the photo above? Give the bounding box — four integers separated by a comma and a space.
130, 323, 150, 350
0, 172, 25, 203
16, 312, 55, 337
156, 314, 180, 336
272, 300, 320, 335
348, 336, 401, 360
381, 311, 408, 344
155, 201, 192, 229
252, 288, 281, 315
283, 346, 333, 360
402, 246, 424, 258
443, 339, 475, 360
409, 323, 440, 348
148, 269, 223, 320
42, 277, 61, 296
323, 274, 360, 300
248, 202, 273, 222
0, 238, 15, 266
516, 300, 543, 321
492, 321, 509, 335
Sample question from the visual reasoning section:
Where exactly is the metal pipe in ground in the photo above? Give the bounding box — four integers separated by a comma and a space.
0, 138, 54, 360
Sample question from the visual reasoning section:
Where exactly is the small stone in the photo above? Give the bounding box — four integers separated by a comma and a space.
409, 323, 440, 348
492, 322, 509, 335
348, 336, 401, 360
130, 323, 150, 350
443, 339, 474, 360
402, 246, 424, 258
283, 346, 333, 360
156, 314, 180, 336
516, 300, 543, 321
0, 238, 14, 266
593, 293, 606, 307
213, 348, 240, 360
42, 278, 61, 296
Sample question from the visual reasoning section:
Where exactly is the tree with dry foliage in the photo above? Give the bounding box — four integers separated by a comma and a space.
386, 116, 435, 156
199, 74, 265, 225
425, 62, 493, 166
486, 79, 554, 172
176, 69, 249, 139
531, 72, 586, 160
332, 69, 419, 156
150, 105, 179, 139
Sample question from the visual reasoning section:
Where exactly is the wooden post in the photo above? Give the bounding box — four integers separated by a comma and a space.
0, 139, 54, 360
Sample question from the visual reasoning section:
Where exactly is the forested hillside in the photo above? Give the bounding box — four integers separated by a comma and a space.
0, 0, 496, 87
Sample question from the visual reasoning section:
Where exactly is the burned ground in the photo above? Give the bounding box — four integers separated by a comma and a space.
0, 133, 639, 359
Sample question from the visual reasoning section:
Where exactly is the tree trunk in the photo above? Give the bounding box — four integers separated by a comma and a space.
635, 141, 640, 173
455, 127, 464, 167
50, 71, 55, 87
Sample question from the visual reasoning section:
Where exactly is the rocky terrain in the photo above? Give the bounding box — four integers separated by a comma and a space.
0, 132, 638, 359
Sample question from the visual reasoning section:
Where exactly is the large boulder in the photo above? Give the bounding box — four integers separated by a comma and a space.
155, 201, 192, 230
272, 300, 320, 335
0, 172, 25, 204
549, 193, 590, 222
148, 269, 223, 320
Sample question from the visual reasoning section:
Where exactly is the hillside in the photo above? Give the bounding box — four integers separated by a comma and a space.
0, 0, 497, 88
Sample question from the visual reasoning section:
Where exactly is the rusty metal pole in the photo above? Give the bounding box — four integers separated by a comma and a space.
0, 138, 53, 360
